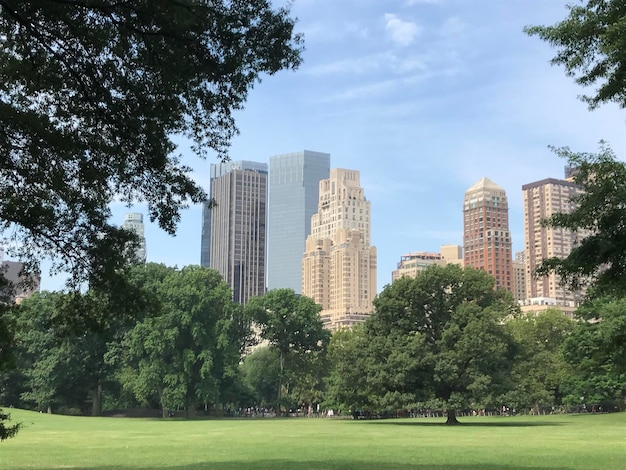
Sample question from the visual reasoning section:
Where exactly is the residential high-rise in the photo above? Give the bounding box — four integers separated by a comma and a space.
302, 169, 376, 330
391, 252, 443, 282
201, 160, 268, 304
121, 212, 147, 263
267, 150, 330, 293
440, 244, 464, 266
463, 177, 512, 291
391, 245, 464, 282
522, 176, 584, 305
512, 251, 526, 303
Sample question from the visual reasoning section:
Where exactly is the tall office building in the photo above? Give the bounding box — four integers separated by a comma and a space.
267, 150, 330, 293
201, 161, 268, 304
522, 176, 584, 305
463, 177, 512, 291
121, 212, 147, 263
302, 169, 376, 330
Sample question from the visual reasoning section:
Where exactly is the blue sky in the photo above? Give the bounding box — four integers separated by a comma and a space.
40, 0, 626, 292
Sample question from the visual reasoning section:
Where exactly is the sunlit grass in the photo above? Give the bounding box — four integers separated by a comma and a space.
1, 408, 624, 469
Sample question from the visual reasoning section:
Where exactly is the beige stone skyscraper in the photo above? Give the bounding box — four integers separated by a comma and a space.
302, 169, 376, 330
522, 177, 584, 305
463, 178, 513, 291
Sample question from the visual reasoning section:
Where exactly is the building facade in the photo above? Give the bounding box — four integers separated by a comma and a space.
302, 169, 376, 330
512, 251, 526, 303
121, 212, 147, 263
201, 160, 268, 304
463, 177, 513, 291
391, 252, 444, 282
391, 245, 464, 282
522, 177, 584, 305
267, 150, 330, 293
1, 260, 40, 303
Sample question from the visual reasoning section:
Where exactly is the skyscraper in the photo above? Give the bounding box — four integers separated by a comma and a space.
201, 160, 268, 304
522, 176, 584, 305
121, 212, 147, 263
302, 168, 376, 329
267, 150, 330, 293
463, 177, 512, 291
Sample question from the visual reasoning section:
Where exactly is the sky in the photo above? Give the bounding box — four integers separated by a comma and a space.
39, 0, 626, 293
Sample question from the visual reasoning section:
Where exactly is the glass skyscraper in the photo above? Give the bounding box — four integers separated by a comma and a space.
267, 150, 330, 293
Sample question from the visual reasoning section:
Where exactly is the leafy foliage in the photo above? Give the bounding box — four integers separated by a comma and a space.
246, 289, 330, 412
365, 265, 517, 424
560, 298, 626, 406
504, 310, 575, 411
525, 1, 626, 109
118, 265, 247, 416
0, 0, 302, 287
536, 144, 626, 298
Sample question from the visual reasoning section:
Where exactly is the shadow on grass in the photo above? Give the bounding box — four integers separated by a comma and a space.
99, 460, 571, 470
357, 419, 564, 428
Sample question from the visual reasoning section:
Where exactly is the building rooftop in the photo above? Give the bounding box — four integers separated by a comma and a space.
465, 177, 504, 193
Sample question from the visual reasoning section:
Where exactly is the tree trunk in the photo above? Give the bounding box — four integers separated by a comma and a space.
445, 409, 460, 425
277, 351, 285, 416
92, 382, 103, 416
47, 405, 52, 414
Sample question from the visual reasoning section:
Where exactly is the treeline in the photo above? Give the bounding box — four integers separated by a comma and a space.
1, 263, 624, 423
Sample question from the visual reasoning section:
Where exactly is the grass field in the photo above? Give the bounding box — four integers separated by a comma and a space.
0, 409, 624, 469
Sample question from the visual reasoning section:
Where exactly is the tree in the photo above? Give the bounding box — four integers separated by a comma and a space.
245, 289, 330, 414
118, 265, 247, 417
0, 304, 20, 440
367, 265, 517, 425
239, 346, 280, 408
560, 297, 626, 408
0, 0, 303, 288
535, 144, 626, 298
504, 310, 575, 413
525, 1, 626, 109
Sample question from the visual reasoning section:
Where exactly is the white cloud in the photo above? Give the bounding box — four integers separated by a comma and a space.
384, 13, 420, 47
304, 53, 391, 76
405, 0, 444, 5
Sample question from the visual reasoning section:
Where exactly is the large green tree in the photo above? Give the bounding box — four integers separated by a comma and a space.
367, 265, 517, 425
0, 0, 302, 288
118, 265, 247, 417
245, 289, 330, 414
525, 0, 626, 109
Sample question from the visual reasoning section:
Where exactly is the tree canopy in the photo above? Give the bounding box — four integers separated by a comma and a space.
525, 0, 626, 109
245, 289, 330, 413
536, 144, 626, 298
365, 265, 517, 424
0, 0, 303, 287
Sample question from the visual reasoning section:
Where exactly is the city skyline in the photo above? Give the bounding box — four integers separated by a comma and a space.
34, 1, 626, 293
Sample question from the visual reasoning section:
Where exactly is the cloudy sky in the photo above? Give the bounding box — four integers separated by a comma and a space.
41, 0, 626, 292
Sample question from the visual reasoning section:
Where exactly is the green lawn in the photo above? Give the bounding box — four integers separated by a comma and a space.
1, 409, 624, 469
